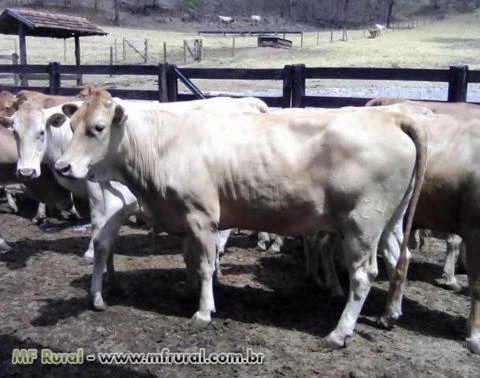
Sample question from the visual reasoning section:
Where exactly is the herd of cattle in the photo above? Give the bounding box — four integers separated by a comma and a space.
0, 87, 479, 355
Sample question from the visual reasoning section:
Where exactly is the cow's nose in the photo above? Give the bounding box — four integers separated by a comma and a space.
17, 168, 35, 179
55, 161, 72, 176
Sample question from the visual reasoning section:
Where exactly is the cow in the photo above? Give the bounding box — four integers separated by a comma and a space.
251, 15, 261, 25
368, 24, 385, 39
0, 125, 73, 250
1, 88, 270, 312
362, 101, 480, 354
15, 90, 81, 109
54, 92, 427, 349
219, 15, 234, 24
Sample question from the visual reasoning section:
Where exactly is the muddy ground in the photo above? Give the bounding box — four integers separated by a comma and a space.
0, 196, 479, 378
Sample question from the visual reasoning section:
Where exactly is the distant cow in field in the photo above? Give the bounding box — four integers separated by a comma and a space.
219, 15, 234, 24
251, 15, 261, 25
368, 24, 385, 38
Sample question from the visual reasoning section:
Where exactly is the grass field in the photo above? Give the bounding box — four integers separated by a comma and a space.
1, 11, 479, 98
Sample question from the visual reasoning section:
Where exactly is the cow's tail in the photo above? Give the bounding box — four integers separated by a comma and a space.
384, 115, 427, 319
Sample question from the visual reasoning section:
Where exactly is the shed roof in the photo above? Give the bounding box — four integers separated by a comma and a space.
0, 8, 107, 38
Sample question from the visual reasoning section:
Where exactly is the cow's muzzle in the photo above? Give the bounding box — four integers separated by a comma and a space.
17, 168, 37, 180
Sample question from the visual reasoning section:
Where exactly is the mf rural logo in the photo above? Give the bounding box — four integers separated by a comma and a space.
12, 348, 85, 365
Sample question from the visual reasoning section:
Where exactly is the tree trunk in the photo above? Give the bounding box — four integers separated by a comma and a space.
386, 0, 395, 28
114, 0, 120, 25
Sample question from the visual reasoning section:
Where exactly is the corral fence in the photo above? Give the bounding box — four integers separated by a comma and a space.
0, 62, 478, 107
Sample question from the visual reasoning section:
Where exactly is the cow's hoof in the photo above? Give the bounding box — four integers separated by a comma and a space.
319, 331, 346, 350
437, 276, 462, 292
32, 216, 46, 225
256, 241, 267, 251
92, 297, 108, 311
189, 310, 211, 329
466, 336, 480, 354
376, 314, 398, 330
82, 251, 94, 264
267, 244, 281, 253
0, 239, 12, 251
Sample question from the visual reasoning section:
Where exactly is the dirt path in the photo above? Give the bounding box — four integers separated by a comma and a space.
0, 200, 479, 377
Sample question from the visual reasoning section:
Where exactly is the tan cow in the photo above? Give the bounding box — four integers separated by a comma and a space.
54, 91, 426, 349
364, 101, 480, 354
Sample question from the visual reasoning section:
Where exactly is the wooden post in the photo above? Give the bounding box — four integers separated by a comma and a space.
74, 34, 82, 86
447, 65, 468, 102
166, 64, 178, 101
282, 65, 293, 108
114, 39, 118, 63
158, 63, 168, 102
163, 42, 167, 63
300, 32, 303, 48
232, 37, 235, 57
12, 53, 19, 86
183, 40, 187, 64
198, 39, 202, 62
18, 23, 27, 86
109, 46, 113, 77
316, 32, 319, 46
144, 38, 148, 63
48, 62, 61, 95
330, 30, 333, 42
291, 64, 305, 108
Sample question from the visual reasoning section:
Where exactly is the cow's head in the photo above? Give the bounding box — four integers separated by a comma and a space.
0, 91, 16, 116
55, 88, 127, 182
0, 101, 61, 180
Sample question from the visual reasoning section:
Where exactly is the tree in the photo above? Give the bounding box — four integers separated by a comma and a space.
386, 0, 395, 28
114, 0, 120, 25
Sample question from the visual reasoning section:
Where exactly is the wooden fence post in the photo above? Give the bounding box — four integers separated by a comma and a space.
48, 62, 61, 95
183, 40, 187, 64
282, 65, 293, 108
166, 64, 178, 101
447, 65, 468, 102
291, 64, 306, 108
144, 38, 148, 63
300, 32, 304, 48
158, 63, 168, 102
12, 53, 19, 86
163, 42, 167, 63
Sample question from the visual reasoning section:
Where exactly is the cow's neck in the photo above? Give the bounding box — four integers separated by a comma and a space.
45, 122, 73, 166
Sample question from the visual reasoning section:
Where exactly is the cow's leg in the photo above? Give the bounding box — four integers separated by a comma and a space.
320, 234, 345, 298
188, 216, 217, 328
440, 234, 462, 292
0, 237, 12, 251
322, 228, 380, 349
304, 232, 322, 287
63, 194, 82, 221
418, 229, 430, 253
5, 190, 18, 213
377, 217, 410, 328
465, 236, 480, 354
214, 229, 232, 282
183, 236, 199, 292
267, 234, 284, 253
89, 182, 138, 310
257, 231, 270, 251
32, 202, 47, 225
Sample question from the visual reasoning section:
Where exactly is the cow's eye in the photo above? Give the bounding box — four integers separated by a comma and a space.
39, 130, 45, 137
95, 124, 105, 133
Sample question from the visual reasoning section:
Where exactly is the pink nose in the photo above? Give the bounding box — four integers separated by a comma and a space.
17, 168, 36, 179
55, 161, 72, 176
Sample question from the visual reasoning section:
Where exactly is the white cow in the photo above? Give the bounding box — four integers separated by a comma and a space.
219, 15, 234, 24
54, 93, 426, 349
251, 15, 261, 25
0, 89, 269, 310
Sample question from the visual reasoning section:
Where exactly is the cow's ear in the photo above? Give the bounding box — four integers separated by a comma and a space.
0, 115, 13, 128
47, 113, 67, 128
62, 103, 79, 118
112, 104, 127, 126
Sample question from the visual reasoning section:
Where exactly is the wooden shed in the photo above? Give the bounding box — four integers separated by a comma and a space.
0, 8, 107, 85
